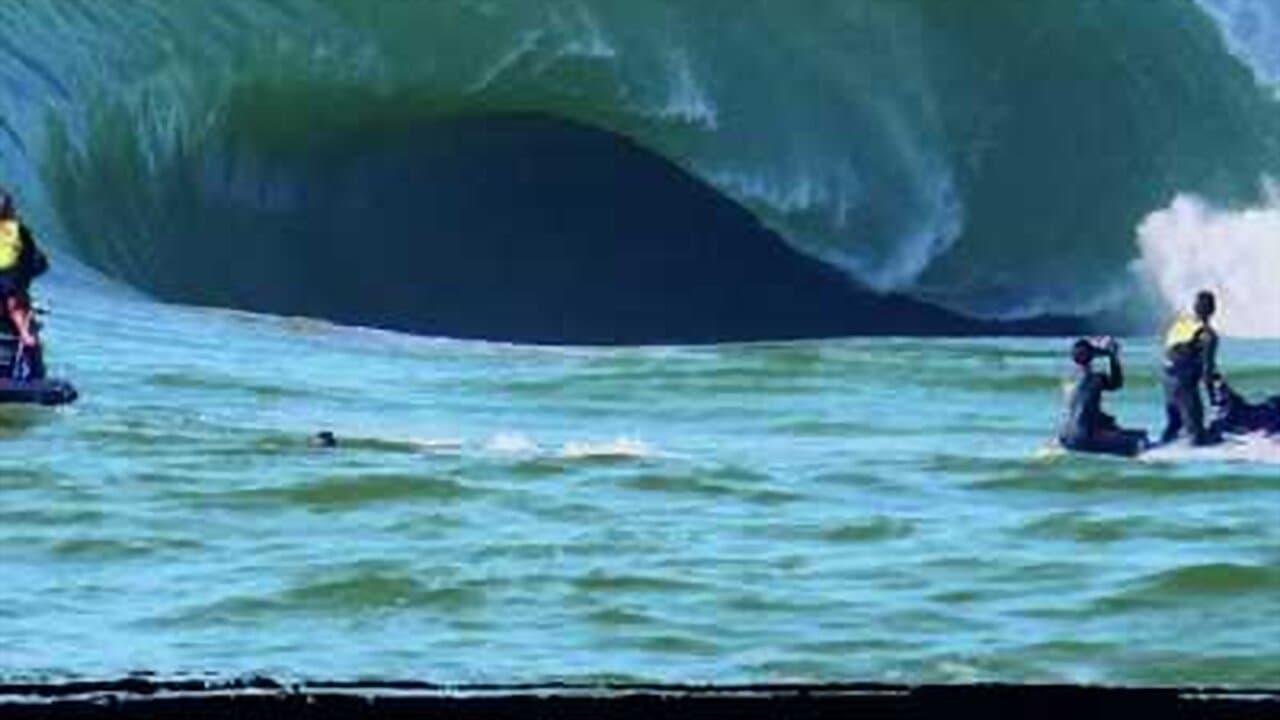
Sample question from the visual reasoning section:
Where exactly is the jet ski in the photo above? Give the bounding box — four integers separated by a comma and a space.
0, 313, 77, 406
1208, 374, 1280, 438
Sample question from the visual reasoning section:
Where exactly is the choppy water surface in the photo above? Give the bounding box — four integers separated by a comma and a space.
1, 287, 1276, 686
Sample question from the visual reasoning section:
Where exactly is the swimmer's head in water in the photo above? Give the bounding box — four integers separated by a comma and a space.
1195, 290, 1216, 321
1071, 339, 1094, 367
311, 431, 337, 448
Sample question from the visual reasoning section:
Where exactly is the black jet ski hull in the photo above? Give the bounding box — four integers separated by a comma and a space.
0, 379, 77, 406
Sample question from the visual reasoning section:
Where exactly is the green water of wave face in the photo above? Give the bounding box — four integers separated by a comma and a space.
14, 0, 1279, 328
1, 285, 1277, 685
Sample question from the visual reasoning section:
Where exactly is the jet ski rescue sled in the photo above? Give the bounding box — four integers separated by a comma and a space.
0, 315, 77, 407
0, 377, 76, 405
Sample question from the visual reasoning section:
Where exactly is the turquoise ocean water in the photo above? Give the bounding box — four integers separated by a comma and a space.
1, 286, 1276, 685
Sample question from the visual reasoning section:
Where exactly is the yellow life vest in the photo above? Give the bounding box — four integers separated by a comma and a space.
0, 220, 20, 271
1164, 314, 1204, 352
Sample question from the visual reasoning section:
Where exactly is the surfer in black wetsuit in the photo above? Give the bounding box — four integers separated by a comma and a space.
1057, 337, 1148, 457
1208, 374, 1280, 437
1159, 290, 1219, 446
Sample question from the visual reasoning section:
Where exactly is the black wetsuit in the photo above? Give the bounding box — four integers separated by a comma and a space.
1160, 324, 1218, 445
1209, 382, 1280, 436
1058, 354, 1147, 457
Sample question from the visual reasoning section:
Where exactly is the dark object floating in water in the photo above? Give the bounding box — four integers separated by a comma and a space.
0, 377, 77, 406
0, 329, 77, 407
310, 431, 338, 448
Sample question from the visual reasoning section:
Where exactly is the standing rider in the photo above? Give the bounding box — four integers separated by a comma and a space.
0, 191, 49, 377
1058, 337, 1148, 457
1160, 290, 1219, 446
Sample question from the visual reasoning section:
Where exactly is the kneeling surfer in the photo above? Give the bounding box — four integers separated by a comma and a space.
1058, 337, 1148, 457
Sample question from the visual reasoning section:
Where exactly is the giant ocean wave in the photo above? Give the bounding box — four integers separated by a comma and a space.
0, 0, 1276, 342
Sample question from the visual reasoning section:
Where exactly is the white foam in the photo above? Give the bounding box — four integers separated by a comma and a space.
862, 172, 964, 292
1132, 181, 1280, 338
470, 29, 545, 92
1140, 434, 1280, 465
657, 50, 719, 130
707, 164, 962, 292
406, 437, 466, 452
559, 437, 655, 460
485, 432, 541, 455
708, 166, 855, 220
551, 5, 617, 60
1033, 441, 1068, 461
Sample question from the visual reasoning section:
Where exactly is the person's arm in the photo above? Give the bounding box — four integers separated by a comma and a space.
1201, 329, 1218, 393
6, 295, 35, 347
19, 225, 47, 280
1100, 341, 1123, 391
